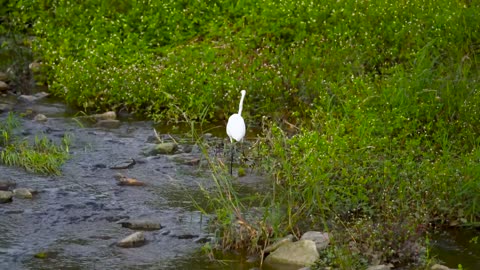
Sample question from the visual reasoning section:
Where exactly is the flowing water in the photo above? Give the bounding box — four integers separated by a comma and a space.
0, 96, 478, 270
0, 96, 265, 269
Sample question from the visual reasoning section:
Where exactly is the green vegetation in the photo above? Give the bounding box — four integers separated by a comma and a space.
2, 0, 479, 267
0, 113, 70, 175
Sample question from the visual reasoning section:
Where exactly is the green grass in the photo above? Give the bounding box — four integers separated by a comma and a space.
0, 113, 71, 175
2, 0, 480, 267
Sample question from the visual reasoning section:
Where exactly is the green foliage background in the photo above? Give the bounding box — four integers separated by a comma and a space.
2, 0, 480, 265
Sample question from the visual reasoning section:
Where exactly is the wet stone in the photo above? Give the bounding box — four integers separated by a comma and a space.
143, 142, 178, 156
95, 119, 121, 129
119, 220, 163, 231
93, 163, 107, 169
109, 158, 136, 169
114, 173, 145, 186
0, 180, 16, 191
194, 234, 215, 244
173, 233, 198, 240
0, 191, 13, 203
92, 111, 117, 121
34, 114, 48, 122
13, 188, 34, 199
0, 103, 14, 113
116, 231, 146, 248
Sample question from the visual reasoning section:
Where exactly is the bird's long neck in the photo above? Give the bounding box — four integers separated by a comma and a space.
238, 91, 246, 115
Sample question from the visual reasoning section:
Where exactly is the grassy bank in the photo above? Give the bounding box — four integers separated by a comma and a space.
2, 0, 479, 267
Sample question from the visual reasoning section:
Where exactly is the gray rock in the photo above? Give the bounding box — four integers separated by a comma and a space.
92, 111, 117, 121
144, 142, 178, 156
116, 231, 146, 248
0, 72, 8, 81
264, 240, 319, 267
95, 119, 121, 129
13, 188, 34, 199
300, 231, 330, 252
29, 62, 43, 72
264, 234, 294, 253
194, 234, 215, 244
431, 264, 456, 270
169, 153, 200, 165
34, 92, 50, 99
34, 114, 48, 122
0, 81, 8, 92
18, 93, 49, 103
366, 264, 393, 270
0, 190, 13, 203
119, 220, 163, 231
0, 103, 14, 113
109, 158, 136, 169
0, 180, 16, 191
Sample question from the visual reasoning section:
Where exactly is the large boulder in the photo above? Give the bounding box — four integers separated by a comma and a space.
300, 231, 330, 252
264, 239, 319, 268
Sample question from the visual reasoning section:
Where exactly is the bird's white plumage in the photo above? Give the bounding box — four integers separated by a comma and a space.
226, 90, 246, 143
227, 114, 245, 142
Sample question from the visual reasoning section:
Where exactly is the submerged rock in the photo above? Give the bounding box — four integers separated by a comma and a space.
0, 103, 14, 113
34, 114, 48, 122
116, 231, 146, 248
300, 231, 330, 252
92, 111, 117, 121
0, 190, 13, 203
0, 180, 16, 191
95, 119, 121, 129
169, 153, 200, 166
18, 92, 50, 103
114, 173, 145, 186
13, 188, 34, 199
264, 239, 319, 267
109, 158, 136, 169
119, 220, 163, 231
143, 142, 178, 156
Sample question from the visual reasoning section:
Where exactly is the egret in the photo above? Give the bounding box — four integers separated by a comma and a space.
226, 90, 246, 175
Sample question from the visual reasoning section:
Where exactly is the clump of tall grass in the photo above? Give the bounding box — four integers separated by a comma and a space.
0, 113, 71, 175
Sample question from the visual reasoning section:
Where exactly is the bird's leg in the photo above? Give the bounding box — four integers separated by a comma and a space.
230, 143, 234, 176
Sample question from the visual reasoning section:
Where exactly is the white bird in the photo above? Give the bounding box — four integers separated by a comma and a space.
226, 90, 246, 175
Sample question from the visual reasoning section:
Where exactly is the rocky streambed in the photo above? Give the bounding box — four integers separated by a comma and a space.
0, 94, 268, 269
